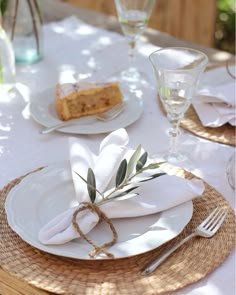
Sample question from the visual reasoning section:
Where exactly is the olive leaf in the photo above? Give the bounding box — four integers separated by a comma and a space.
116, 159, 127, 187
74, 169, 103, 203
142, 162, 165, 170
136, 152, 148, 171
137, 172, 166, 183
126, 144, 142, 177
108, 184, 139, 199
87, 168, 96, 203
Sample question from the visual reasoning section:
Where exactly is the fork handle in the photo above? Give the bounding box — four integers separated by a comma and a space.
141, 232, 196, 275
40, 122, 73, 134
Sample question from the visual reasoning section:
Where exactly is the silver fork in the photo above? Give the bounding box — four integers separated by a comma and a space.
40, 103, 124, 134
96, 102, 125, 121
141, 206, 227, 275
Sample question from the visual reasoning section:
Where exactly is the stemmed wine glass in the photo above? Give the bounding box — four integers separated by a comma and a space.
226, 151, 235, 191
149, 47, 208, 165
114, 0, 155, 83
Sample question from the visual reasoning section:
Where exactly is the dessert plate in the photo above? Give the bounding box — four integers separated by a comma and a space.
29, 87, 143, 134
5, 162, 193, 260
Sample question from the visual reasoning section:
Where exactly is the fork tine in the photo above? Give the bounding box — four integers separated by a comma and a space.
97, 103, 124, 120
200, 207, 220, 228
208, 209, 227, 232
106, 105, 122, 116
204, 207, 223, 229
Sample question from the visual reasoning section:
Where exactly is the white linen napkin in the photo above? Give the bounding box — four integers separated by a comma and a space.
193, 82, 236, 127
38, 129, 205, 245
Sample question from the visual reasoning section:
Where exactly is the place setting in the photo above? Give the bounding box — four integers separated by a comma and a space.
0, 126, 235, 294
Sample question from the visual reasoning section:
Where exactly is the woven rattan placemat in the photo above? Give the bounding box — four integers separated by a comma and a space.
181, 105, 235, 146
157, 98, 235, 147
0, 168, 235, 295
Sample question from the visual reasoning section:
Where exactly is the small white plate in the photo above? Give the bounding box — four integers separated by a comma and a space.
5, 162, 193, 260
29, 87, 143, 134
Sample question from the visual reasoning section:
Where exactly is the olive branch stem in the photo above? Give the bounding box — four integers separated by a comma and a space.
73, 145, 166, 206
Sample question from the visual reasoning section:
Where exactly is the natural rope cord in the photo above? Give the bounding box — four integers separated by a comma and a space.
72, 202, 118, 258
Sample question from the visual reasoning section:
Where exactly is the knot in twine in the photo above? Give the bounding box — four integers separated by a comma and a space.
72, 202, 118, 258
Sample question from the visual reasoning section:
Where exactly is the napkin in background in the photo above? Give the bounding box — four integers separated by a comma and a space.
193, 82, 236, 127
38, 128, 205, 245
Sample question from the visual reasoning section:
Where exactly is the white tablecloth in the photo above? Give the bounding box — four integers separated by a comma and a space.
0, 16, 235, 295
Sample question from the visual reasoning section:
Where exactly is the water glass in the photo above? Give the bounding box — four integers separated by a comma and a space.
226, 152, 235, 191
114, 0, 155, 83
149, 47, 208, 165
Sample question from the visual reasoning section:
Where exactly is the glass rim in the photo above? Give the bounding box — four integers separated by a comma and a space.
149, 46, 209, 70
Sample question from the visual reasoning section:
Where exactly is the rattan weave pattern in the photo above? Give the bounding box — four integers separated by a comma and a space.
182, 106, 235, 146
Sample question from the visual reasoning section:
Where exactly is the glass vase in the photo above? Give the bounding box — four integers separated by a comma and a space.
0, 12, 15, 93
3, 0, 43, 64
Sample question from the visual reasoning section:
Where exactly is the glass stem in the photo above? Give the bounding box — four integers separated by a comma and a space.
128, 39, 136, 71
168, 118, 180, 156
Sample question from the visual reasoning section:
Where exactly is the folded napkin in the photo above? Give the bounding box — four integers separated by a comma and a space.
193, 82, 236, 127
39, 129, 205, 245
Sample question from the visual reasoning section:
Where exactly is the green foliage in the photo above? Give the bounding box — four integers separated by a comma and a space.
74, 145, 166, 205
215, 0, 235, 54
87, 168, 96, 203
116, 159, 127, 187
0, 0, 8, 16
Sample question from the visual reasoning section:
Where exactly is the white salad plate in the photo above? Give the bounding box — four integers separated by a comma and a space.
5, 162, 193, 260
29, 87, 143, 134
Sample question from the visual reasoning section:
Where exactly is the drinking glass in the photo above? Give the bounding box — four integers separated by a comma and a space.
149, 47, 208, 165
226, 152, 235, 191
114, 0, 155, 82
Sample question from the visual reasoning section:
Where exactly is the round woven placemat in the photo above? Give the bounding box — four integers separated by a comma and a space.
181, 105, 235, 146
0, 167, 235, 295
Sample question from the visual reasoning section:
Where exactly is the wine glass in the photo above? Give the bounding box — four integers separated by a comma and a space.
114, 0, 155, 83
226, 151, 235, 191
149, 47, 208, 165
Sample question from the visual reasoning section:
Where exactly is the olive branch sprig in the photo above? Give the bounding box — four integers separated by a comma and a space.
74, 144, 166, 205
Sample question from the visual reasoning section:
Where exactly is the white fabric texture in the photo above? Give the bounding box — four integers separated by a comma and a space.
193, 82, 236, 127
38, 129, 205, 245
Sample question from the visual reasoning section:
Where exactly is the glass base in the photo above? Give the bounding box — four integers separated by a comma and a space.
121, 68, 142, 82
114, 67, 150, 85
152, 151, 195, 171
15, 50, 42, 64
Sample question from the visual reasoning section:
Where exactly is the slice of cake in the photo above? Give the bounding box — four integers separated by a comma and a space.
55, 81, 123, 121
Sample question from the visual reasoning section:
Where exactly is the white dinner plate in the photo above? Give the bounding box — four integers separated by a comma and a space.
29, 87, 143, 134
5, 162, 193, 260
